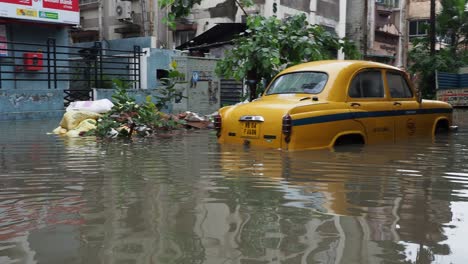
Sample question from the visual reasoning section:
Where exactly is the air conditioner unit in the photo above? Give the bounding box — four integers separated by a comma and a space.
116, 0, 132, 20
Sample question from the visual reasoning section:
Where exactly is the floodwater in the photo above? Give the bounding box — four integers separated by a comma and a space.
1, 111, 468, 264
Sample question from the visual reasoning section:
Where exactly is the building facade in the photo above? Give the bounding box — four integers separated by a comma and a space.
347, 0, 407, 67
74, 0, 171, 48
75, 0, 347, 56
178, 0, 347, 57
0, 0, 79, 119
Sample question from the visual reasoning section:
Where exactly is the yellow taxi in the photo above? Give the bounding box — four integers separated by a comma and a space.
214, 60, 455, 150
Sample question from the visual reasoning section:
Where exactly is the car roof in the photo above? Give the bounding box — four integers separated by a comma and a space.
274, 60, 407, 102
280, 60, 401, 75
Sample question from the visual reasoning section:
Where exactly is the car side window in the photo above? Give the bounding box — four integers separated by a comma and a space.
387, 72, 413, 98
349, 71, 384, 98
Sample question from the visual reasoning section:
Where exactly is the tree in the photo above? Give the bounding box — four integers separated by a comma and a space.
215, 14, 360, 100
159, 2, 359, 100
436, 0, 468, 54
408, 0, 468, 98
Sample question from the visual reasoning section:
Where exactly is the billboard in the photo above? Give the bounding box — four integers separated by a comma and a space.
0, 0, 79, 25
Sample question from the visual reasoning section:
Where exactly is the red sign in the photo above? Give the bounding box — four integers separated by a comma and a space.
0, 25, 7, 57
43, 0, 79, 12
0, 0, 32, 6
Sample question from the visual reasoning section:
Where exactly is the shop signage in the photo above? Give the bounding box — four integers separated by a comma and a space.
0, 0, 79, 24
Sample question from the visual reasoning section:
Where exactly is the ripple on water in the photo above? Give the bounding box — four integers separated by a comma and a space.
1, 113, 468, 263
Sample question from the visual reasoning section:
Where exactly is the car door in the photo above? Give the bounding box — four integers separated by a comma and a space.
386, 71, 426, 139
347, 69, 395, 144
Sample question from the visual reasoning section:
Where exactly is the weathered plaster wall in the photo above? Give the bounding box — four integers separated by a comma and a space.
73, 36, 154, 50
280, 0, 310, 12
93, 88, 172, 111
172, 56, 220, 115
408, 0, 441, 19
0, 90, 65, 120
317, 0, 339, 19
208, 0, 238, 21
146, 48, 179, 88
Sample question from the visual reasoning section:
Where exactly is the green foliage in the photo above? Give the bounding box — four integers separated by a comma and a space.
215, 14, 360, 99
89, 75, 185, 139
408, 0, 468, 98
409, 38, 467, 98
156, 66, 186, 111
437, 0, 468, 53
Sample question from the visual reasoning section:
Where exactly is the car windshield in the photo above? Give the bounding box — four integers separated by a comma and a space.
265, 72, 328, 95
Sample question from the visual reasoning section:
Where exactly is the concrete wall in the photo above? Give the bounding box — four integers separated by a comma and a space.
0, 89, 65, 120
73, 36, 155, 50
317, 0, 338, 18
146, 48, 179, 88
172, 56, 220, 115
93, 87, 174, 112
86, 44, 220, 115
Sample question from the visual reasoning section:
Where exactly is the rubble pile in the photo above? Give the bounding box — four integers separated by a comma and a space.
52, 99, 215, 138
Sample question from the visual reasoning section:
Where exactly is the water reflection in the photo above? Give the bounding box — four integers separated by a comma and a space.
0, 111, 467, 263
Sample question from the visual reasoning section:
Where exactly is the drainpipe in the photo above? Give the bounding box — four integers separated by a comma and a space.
98, 0, 103, 41
154, 0, 159, 47
141, 0, 148, 37
309, 0, 317, 25
363, 0, 368, 57
367, 0, 375, 52
397, 0, 406, 68
337, 0, 346, 59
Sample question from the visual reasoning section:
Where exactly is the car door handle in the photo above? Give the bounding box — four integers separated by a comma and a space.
351, 102, 361, 107
393, 102, 402, 106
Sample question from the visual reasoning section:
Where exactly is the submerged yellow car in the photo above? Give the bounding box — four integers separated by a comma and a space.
214, 60, 454, 150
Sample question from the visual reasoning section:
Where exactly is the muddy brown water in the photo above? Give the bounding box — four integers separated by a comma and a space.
1, 110, 468, 264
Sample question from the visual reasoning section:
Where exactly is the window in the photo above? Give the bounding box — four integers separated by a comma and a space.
349, 71, 384, 98
409, 20, 429, 36
266, 72, 328, 95
387, 72, 413, 98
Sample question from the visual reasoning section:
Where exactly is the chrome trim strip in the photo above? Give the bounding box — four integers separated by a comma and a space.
239, 115, 265, 122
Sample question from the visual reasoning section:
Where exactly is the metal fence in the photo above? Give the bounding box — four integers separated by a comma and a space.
0, 38, 143, 106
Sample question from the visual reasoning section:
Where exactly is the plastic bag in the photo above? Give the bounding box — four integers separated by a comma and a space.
66, 99, 114, 113
65, 119, 97, 137
52, 126, 67, 135
60, 111, 101, 130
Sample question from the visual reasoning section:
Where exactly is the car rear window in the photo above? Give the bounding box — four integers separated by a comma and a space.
265, 72, 328, 95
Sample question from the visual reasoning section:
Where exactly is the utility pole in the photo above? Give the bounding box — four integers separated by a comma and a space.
430, 0, 436, 56
429, 0, 436, 96
141, 0, 148, 37
98, 0, 103, 41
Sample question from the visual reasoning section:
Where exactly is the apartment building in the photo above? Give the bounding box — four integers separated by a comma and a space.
347, 0, 407, 67
73, 0, 171, 47
74, 0, 347, 55
407, 0, 442, 44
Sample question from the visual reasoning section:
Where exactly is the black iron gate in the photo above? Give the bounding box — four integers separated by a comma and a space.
0, 38, 143, 106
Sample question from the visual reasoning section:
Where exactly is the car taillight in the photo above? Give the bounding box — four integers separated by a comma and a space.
282, 114, 292, 143
214, 114, 222, 137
